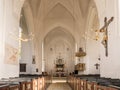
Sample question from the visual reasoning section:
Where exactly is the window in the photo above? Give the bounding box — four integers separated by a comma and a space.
20, 63, 26, 72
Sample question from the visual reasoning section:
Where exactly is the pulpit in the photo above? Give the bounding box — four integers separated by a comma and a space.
75, 63, 85, 71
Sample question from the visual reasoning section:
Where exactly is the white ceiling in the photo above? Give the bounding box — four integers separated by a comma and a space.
79, 0, 91, 17
44, 27, 75, 46
21, 0, 97, 46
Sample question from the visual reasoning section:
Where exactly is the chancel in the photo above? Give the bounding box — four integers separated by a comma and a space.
0, 0, 120, 90
54, 53, 66, 77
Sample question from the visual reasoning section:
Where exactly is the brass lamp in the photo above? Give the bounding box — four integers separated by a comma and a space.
75, 48, 86, 57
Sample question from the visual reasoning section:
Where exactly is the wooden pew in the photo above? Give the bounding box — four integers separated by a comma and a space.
19, 82, 26, 90
42, 77, 45, 90
38, 77, 43, 90
68, 75, 120, 90
108, 85, 120, 90
25, 81, 32, 90
43, 75, 52, 90
0, 75, 52, 90
79, 79, 87, 90
9, 78, 32, 90
20, 75, 51, 90
71, 76, 74, 89
0, 84, 9, 90
9, 84, 19, 90
96, 85, 119, 90
95, 85, 108, 90
37, 76, 50, 90
32, 78, 38, 90
74, 77, 81, 90
68, 76, 76, 90
108, 87, 119, 90
76, 78, 81, 90
0, 79, 20, 90
73, 77, 77, 90
86, 81, 97, 90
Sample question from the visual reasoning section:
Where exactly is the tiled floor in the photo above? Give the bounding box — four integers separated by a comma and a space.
47, 77, 72, 90
47, 83, 72, 90
52, 77, 67, 83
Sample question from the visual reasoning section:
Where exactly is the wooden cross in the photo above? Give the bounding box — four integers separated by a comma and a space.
100, 17, 114, 57
94, 63, 100, 69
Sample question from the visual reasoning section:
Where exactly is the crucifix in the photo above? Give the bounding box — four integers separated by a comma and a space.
94, 63, 100, 69
100, 17, 114, 57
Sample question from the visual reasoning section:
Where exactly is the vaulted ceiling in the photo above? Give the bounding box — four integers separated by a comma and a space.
28, 0, 41, 17
20, 0, 99, 72
79, 0, 91, 17
21, 0, 97, 46
44, 27, 75, 47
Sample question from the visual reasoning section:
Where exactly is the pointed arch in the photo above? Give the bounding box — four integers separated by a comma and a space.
44, 26, 75, 44
21, 1, 35, 35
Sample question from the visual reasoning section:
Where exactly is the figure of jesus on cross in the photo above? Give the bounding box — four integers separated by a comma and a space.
100, 17, 114, 56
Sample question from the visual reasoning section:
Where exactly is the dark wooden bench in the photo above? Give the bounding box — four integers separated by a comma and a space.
9, 84, 19, 90
0, 75, 51, 90
0, 84, 9, 90
68, 75, 120, 90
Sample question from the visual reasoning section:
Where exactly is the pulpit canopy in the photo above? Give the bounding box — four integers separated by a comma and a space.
75, 48, 86, 57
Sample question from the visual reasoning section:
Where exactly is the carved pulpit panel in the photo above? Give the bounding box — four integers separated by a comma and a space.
75, 63, 85, 71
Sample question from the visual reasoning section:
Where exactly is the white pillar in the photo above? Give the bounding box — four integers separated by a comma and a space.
75, 43, 78, 65
0, 0, 3, 52
42, 42, 45, 72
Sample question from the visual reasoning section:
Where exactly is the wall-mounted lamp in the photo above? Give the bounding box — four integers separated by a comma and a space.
95, 17, 114, 56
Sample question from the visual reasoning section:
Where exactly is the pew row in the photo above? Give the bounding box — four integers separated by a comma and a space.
68, 75, 120, 90
0, 75, 52, 90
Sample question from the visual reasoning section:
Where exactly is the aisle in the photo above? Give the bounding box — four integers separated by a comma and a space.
47, 83, 72, 90
47, 77, 72, 90
52, 77, 67, 83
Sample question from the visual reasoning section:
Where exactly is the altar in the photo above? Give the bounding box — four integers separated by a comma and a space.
54, 55, 66, 77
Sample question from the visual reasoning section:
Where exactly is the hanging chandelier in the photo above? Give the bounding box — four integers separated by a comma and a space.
75, 48, 86, 57
9, 31, 34, 42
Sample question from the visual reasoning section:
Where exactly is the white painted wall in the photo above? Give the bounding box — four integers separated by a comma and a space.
94, 0, 120, 79
74, 0, 100, 75
77, 0, 120, 79
101, 0, 120, 79
0, 0, 5, 79
85, 39, 100, 75
20, 41, 32, 74
20, 35, 38, 74
0, 0, 23, 79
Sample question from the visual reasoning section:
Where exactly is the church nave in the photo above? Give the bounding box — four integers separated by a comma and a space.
0, 0, 120, 90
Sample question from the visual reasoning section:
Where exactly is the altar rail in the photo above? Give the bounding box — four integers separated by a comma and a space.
0, 75, 52, 90
68, 75, 120, 90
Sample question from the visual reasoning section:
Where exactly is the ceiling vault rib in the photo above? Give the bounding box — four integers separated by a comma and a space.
44, 2, 76, 20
